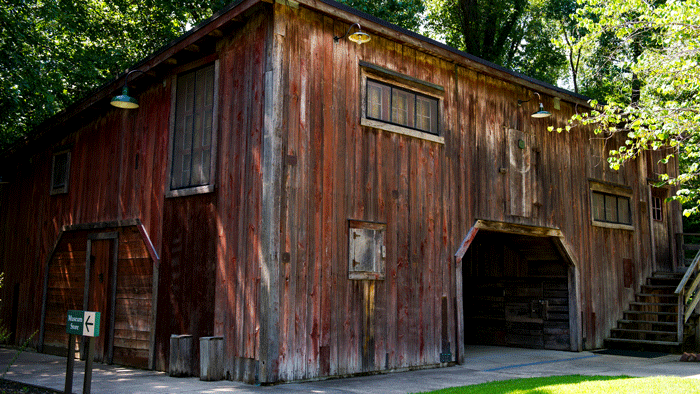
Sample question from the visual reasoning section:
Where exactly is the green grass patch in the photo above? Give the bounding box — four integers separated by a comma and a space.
418, 375, 700, 393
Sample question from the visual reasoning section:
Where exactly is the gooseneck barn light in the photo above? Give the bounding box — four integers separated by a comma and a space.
334, 23, 371, 44
110, 69, 146, 109
518, 92, 552, 118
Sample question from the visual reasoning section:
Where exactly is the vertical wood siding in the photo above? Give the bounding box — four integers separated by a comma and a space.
271, 3, 682, 381
0, 1, 684, 384
42, 226, 153, 368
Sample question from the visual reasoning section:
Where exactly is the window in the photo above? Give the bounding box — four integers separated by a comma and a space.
366, 79, 438, 135
348, 220, 386, 280
651, 196, 663, 221
592, 191, 632, 225
50, 150, 70, 195
168, 62, 218, 196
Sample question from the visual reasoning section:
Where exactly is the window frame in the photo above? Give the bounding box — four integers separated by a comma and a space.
651, 195, 663, 221
166, 59, 220, 198
360, 61, 445, 144
50, 149, 71, 195
589, 180, 634, 231
365, 79, 439, 135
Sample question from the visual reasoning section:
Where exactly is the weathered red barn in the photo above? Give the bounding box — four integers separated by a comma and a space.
0, 0, 692, 384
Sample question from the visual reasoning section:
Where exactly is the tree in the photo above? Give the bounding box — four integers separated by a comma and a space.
336, 0, 425, 31
0, 0, 228, 151
424, 0, 570, 85
558, 0, 700, 215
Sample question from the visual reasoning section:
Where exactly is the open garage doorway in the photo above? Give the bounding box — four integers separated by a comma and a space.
455, 221, 581, 362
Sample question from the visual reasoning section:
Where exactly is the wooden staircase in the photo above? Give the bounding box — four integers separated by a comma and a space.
605, 271, 685, 351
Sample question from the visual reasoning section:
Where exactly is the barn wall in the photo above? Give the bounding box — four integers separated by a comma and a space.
0, 78, 169, 349
272, 1, 682, 381
210, 9, 269, 382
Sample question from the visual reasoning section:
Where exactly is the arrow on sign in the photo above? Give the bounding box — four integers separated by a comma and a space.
85, 314, 93, 335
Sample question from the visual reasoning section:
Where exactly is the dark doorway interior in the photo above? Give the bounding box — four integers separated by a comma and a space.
463, 231, 571, 350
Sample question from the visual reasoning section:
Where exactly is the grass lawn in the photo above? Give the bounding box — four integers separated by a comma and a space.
418, 375, 700, 393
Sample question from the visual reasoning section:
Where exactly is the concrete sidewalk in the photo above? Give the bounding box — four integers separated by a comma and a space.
1, 346, 699, 393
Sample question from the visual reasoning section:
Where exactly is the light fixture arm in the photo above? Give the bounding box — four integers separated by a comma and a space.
334, 23, 363, 42
122, 69, 146, 89
110, 69, 147, 109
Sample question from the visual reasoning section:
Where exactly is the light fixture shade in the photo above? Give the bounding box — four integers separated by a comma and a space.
348, 31, 371, 44
531, 102, 552, 118
110, 86, 139, 109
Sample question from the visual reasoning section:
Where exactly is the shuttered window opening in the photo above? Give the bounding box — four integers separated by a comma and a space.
366, 79, 438, 135
348, 220, 386, 280
171, 64, 216, 190
591, 191, 632, 225
50, 150, 70, 195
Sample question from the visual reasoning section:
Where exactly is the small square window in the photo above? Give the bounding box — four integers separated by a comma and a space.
50, 151, 70, 195
348, 220, 386, 280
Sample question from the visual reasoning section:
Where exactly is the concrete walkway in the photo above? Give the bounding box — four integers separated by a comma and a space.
1, 346, 699, 393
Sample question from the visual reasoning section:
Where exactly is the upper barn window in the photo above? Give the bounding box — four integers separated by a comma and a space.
50, 149, 71, 195
366, 79, 438, 135
360, 61, 444, 144
167, 61, 219, 197
589, 180, 634, 230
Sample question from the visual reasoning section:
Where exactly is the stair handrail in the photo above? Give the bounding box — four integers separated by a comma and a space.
675, 246, 700, 324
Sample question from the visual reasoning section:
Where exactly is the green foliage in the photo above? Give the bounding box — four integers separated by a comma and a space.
335, 0, 425, 31
0, 0, 228, 151
419, 375, 700, 393
424, 0, 570, 85
559, 0, 700, 216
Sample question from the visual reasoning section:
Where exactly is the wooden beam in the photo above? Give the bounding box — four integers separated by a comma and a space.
454, 225, 480, 365
184, 44, 200, 53
258, 9, 284, 383
474, 219, 563, 238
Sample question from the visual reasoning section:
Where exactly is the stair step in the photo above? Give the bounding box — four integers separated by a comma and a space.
624, 310, 677, 316
629, 302, 677, 308
653, 271, 685, 278
604, 337, 682, 347
641, 284, 677, 291
636, 293, 678, 298
617, 319, 677, 327
611, 328, 678, 336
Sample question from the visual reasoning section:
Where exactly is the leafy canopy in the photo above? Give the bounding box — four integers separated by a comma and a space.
0, 0, 228, 151
559, 0, 700, 216
424, 0, 571, 85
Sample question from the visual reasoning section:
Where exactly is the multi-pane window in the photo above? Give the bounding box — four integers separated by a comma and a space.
50, 150, 70, 195
592, 191, 632, 225
652, 195, 663, 221
366, 79, 438, 135
170, 64, 216, 191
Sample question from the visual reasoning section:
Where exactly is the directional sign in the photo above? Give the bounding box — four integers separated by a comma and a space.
66, 310, 100, 337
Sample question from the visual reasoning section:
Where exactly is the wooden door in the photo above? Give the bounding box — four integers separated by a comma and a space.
86, 237, 116, 362
505, 280, 544, 348
504, 279, 570, 350
651, 188, 672, 271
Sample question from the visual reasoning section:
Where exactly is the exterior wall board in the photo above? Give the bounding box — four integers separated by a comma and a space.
0, 0, 685, 384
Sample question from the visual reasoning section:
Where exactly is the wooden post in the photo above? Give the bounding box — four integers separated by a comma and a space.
65, 334, 75, 394
83, 337, 95, 394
